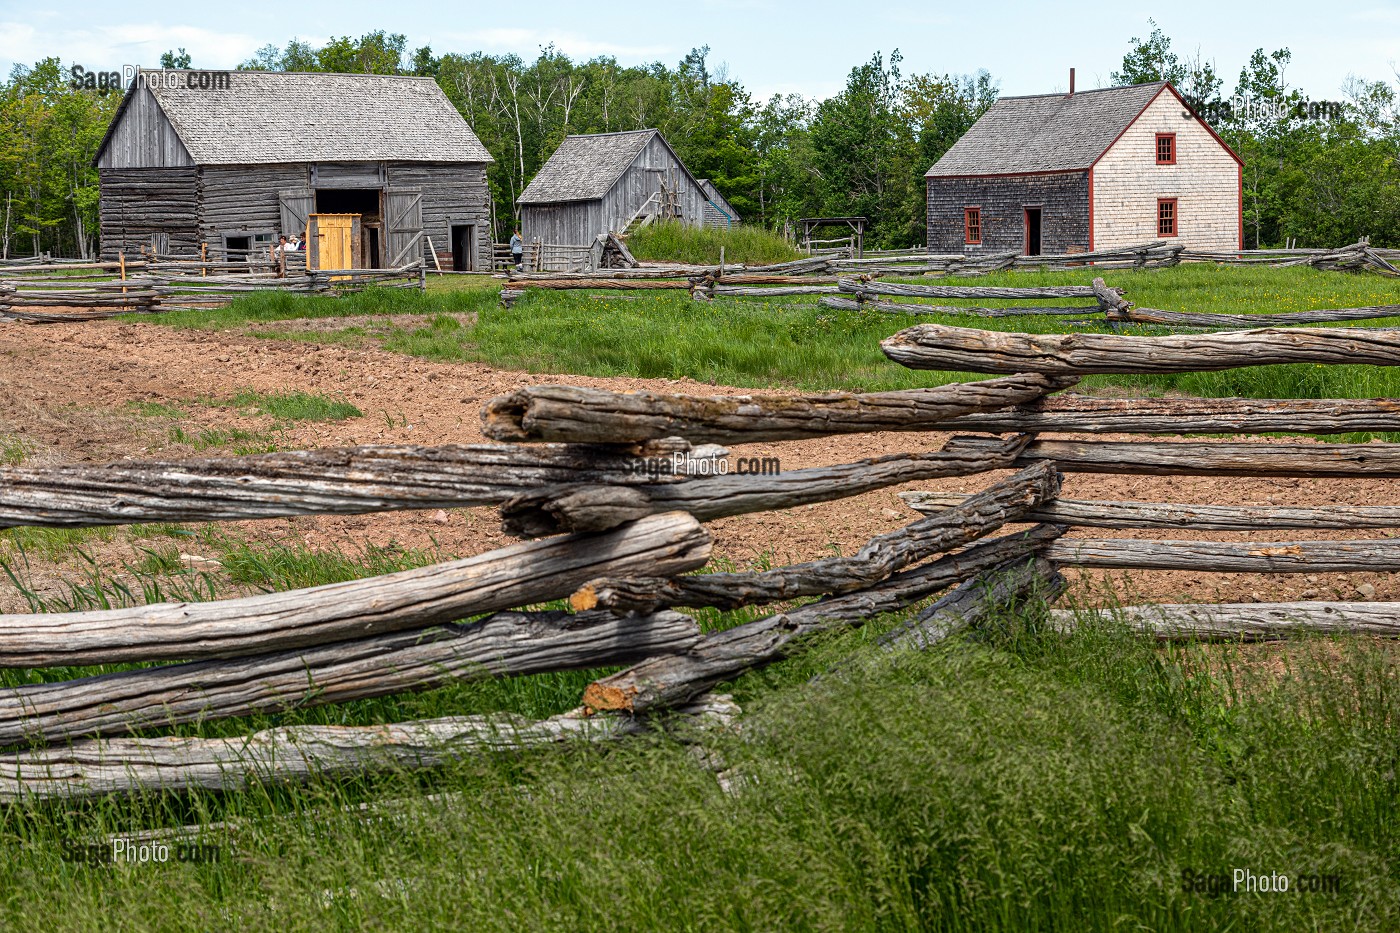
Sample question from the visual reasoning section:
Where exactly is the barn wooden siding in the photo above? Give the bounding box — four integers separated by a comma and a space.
1092, 91, 1241, 251
198, 164, 307, 254
98, 162, 490, 267
925, 173, 1089, 254
522, 134, 708, 246
699, 180, 740, 228
519, 201, 605, 249
96, 168, 200, 258
389, 163, 492, 270
94, 85, 193, 170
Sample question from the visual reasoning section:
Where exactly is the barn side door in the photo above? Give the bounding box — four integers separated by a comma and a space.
278, 189, 315, 241
384, 188, 424, 267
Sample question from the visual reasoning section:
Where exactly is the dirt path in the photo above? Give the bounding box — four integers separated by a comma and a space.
1, 317, 1395, 612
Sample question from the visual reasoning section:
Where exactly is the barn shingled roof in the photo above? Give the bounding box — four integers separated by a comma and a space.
517, 130, 660, 204
925, 81, 1169, 177
96, 70, 494, 166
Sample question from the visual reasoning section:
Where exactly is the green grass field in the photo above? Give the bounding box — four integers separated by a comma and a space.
6, 263, 1394, 929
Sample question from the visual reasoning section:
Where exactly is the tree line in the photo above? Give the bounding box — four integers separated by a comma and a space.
1, 24, 1397, 258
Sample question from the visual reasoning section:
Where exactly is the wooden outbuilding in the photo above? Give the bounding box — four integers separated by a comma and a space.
925, 76, 1242, 255
697, 179, 741, 228
93, 70, 495, 269
517, 130, 709, 246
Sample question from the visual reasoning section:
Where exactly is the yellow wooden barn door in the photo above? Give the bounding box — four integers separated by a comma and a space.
306, 214, 361, 279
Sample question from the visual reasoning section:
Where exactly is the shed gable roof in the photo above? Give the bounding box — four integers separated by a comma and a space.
926, 81, 1171, 177
517, 130, 659, 204
96, 70, 494, 166
697, 179, 740, 221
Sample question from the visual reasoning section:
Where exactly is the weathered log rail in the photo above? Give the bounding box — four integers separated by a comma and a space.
0, 261, 425, 321
5, 311, 1400, 799
932, 394, 1400, 436
901, 492, 1400, 531
481, 374, 1077, 444
1179, 238, 1397, 275
882, 322, 1400, 374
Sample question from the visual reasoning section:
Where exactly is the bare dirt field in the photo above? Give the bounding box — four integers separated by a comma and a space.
1, 318, 1394, 612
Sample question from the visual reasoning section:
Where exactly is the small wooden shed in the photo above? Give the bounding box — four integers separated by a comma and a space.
697, 179, 741, 228
517, 130, 708, 246
925, 78, 1242, 255
93, 70, 495, 269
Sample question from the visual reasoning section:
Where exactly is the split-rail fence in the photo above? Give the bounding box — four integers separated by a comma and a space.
0, 311, 1398, 799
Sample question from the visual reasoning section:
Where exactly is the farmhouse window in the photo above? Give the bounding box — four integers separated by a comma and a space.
1155, 133, 1176, 165
1157, 198, 1178, 237
964, 207, 982, 245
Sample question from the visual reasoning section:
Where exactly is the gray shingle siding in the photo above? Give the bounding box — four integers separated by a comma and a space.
926, 173, 1090, 254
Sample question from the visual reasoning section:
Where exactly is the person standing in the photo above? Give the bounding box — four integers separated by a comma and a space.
272, 235, 291, 277
509, 228, 523, 271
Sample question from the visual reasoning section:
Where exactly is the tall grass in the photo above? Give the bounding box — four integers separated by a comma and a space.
0, 598, 1396, 930
627, 220, 801, 265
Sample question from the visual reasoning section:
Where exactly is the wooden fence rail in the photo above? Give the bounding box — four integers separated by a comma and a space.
0, 436, 1026, 533
902, 493, 1400, 531
481, 374, 1076, 444
0, 513, 709, 667
0, 262, 424, 321
1014, 439, 1400, 477
570, 463, 1059, 613
1052, 603, 1400, 641
0, 694, 738, 801
935, 394, 1400, 436
882, 322, 1400, 374
1045, 538, 1400, 573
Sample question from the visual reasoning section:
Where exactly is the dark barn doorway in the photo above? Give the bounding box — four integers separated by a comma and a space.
315, 189, 382, 268
1023, 207, 1042, 256
316, 188, 380, 216
451, 224, 475, 272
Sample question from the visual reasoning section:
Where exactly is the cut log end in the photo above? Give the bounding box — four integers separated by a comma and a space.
480, 392, 531, 442
570, 584, 599, 612
582, 683, 636, 714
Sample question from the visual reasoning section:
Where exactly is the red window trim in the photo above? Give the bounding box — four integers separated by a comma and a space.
963, 206, 982, 245
1157, 197, 1178, 237
1155, 132, 1177, 165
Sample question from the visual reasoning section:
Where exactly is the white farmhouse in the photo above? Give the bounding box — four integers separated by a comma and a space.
925, 76, 1242, 255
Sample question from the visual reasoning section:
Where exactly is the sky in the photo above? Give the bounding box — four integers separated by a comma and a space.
1, 0, 1396, 103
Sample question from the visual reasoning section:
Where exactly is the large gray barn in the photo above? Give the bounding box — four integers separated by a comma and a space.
517, 129, 713, 246
93, 70, 495, 269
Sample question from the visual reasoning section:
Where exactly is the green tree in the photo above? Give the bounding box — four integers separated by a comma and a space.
1112, 18, 1221, 109
159, 48, 192, 69
808, 51, 918, 245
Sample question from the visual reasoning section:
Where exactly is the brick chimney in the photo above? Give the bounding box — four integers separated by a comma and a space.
1068, 68, 1075, 97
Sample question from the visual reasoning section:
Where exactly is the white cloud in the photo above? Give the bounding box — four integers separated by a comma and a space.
0, 21, 262, 72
